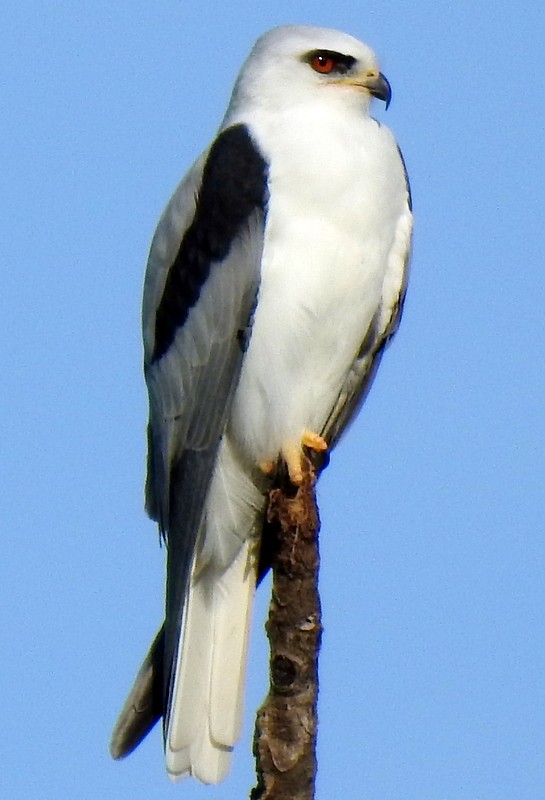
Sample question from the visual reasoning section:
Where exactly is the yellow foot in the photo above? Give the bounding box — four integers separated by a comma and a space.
282, 443, 305, 485
259, 460, 275, 476
301, 430, 328, 453
282, 430, 329, 486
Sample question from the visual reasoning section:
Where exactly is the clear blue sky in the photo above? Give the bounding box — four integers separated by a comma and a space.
2, 2, 545, 798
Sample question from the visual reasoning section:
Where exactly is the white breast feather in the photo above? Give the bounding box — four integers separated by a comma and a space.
227, 101, 408, 465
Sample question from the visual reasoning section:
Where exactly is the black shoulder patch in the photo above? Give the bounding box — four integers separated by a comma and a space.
152, 124, 268, 363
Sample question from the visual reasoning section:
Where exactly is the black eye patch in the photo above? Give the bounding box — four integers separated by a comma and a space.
304, 49, 357, 76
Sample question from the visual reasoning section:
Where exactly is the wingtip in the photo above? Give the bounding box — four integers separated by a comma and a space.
110, 626, 165, 761
109, 731, 130, 761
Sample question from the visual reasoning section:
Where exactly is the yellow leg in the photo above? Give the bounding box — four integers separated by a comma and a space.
282, 430, 329, 485
258, 431, 329, 485
282, 443, 305, 485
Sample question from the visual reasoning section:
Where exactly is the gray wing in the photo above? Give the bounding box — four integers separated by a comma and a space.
143, 124, 268, 728
322, 193, 412, 449
111, 124, 268, 759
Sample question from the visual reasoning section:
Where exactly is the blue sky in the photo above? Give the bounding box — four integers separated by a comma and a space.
2, 2, 545, 798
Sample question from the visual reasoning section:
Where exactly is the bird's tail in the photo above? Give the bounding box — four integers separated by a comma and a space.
110, 438, 266, 782
165, 538, 257, 783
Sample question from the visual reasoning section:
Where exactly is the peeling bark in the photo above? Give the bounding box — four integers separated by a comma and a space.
251, 459, 322, 800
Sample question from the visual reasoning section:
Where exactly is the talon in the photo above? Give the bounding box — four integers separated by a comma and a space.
301, 430, 328, 453
280, 431, 328, 486
282, 444, 304, 485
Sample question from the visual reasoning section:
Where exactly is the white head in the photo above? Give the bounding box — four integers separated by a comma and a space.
225, 26, 391, 121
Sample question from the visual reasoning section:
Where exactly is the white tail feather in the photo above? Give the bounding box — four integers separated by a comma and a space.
166, 540, 256, 783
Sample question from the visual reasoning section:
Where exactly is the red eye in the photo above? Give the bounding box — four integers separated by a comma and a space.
310, 54, 336, 74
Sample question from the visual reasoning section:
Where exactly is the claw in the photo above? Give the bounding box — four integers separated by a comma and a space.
280, 430, 329, 485
301, 430, 328, 452
259, 460, 275, 476
282, 443, 304, 485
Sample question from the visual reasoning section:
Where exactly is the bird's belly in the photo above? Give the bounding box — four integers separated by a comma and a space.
228, 215, 387, 465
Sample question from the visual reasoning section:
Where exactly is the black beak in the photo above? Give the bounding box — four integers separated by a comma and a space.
369, 71, 392, 109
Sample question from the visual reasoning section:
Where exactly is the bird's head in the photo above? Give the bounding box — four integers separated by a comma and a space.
226, 25, 391, 120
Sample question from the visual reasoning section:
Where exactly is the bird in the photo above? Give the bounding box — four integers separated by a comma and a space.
110, 24, 412, 785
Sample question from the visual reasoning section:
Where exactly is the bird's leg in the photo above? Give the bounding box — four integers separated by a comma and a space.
259, 431, 328, 484
282, 430, 328, 485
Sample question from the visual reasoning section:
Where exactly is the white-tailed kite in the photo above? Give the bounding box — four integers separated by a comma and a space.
110, 24, 412, 785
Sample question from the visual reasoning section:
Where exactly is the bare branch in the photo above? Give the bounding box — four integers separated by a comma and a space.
251, 459, 322, 800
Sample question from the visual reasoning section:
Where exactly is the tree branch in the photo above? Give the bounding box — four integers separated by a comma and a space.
251, 458, 322, 800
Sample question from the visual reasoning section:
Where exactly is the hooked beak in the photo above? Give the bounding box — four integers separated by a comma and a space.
340, 69, 392, 109
361, 70, 392, 109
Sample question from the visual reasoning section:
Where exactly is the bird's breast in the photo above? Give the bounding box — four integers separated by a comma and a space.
227, 109, 406, 465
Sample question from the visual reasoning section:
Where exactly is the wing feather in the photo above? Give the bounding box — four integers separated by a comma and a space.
151, 214, 264, 706
142, 125, 268, 739
111, 126, 268, 761
322, 197, 412, 447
